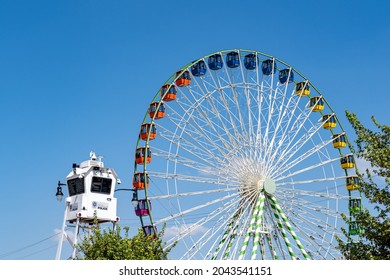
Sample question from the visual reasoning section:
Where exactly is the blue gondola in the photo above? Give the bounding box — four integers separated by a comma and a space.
208, 54, 223, 70
244, 53, 257, 70
262, 59, 276, 75
191, 60, 207, 77
279, 69, 294, 84
226, 51, 240, 68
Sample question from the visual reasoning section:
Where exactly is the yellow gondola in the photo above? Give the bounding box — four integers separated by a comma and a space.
341, 154, 355, 169
309, 96, 324, 112
295, 81, 310, 96
322, 114, 337, 129
346, 175, 360, 191
332, 133, 347, 148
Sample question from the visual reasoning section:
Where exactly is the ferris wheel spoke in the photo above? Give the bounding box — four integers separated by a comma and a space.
148, 186, 238, 200
274, 155, 340, 182
277, 199, 342, 259
263, 98, 310, 171
276, 186, 350, 200
180, 200, 239, 259
275, 191, 342, 219
163, 90, 236, 163
261, 77, 293, 161
154, 191, 239, 225
268, 136, 334, 178
165, 195, 242, 257
156, 123, 229, 167
179, 87, 240, 154
147, 171, 239, 186
151, 146, 230, 179
266, 112, 321, 175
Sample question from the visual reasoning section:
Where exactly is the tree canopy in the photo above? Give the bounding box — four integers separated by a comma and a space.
337, 111, 390, 260
76, 222, 174, 260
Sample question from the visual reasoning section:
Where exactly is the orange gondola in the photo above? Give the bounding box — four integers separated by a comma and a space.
135, 147, 152, 165
149, 102, 165, 119
175, 70, 191, 87
132, 172, 150, 190
140, 123, 157, 141
161, 84, 177, 102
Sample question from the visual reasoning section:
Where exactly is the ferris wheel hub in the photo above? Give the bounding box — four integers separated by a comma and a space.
263, 178, 276, 194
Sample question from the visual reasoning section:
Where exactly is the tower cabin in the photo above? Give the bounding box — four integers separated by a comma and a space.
65, 152, 119, 224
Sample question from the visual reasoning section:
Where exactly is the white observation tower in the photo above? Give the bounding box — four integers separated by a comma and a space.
55, 152, 121, 259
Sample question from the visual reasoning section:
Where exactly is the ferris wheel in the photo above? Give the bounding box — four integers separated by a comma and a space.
132, 49, 362, 260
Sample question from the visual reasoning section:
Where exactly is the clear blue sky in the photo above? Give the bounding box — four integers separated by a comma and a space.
0, 0, 389, 259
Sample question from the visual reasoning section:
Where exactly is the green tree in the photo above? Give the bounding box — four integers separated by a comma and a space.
337, 111, 390, 259
76, 222, 175, 260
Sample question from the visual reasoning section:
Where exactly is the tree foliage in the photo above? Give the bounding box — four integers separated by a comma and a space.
76, 221, 174, 260
337, 111, 390, 259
